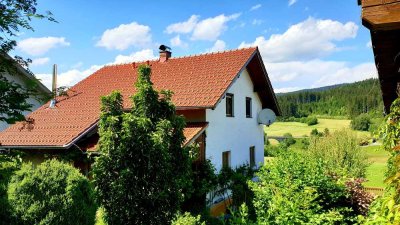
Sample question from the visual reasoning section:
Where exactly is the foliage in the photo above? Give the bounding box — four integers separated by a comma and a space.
344, 178, 374, 216
219, 165, 256, 221
281, 132, 296, 147
182, 159, 218, 214
306, 116, 318, 126
363, 98, 400, 224
351, 113, 372, 131
264, 143, 287, 157
0, 0, 55, 123
8, 159, 96, 225
93, 65, 192, 225
95, 207, 107, 225
171, 212, 205, 225
251, 151, 357, 224
0, 153, 21, 225
307, 129, 369, 178
310, 128, 323, 137
278, 78, 383, 118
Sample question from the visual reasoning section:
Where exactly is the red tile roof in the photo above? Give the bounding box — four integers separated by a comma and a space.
183, 122, 208, 145
0, 48, 257, 148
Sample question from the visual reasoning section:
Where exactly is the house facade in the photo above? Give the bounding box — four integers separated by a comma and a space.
0, 54, 51, 131
0, 47, 280, 172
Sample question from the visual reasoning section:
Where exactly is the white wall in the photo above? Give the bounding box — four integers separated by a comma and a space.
0, 72, 45, 131
205, 69, 265, 171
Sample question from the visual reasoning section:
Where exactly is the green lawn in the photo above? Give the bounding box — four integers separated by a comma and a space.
265, 118, 370, 137
363, 145, 389, 188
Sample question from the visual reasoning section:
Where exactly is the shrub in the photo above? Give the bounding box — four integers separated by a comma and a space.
282, 133, 296, 147
306, 116, 318, 126
264, 143, 287, 157
351, 113, 372, 131
307, 129, 369, 178
251, 151, 356, 224
310, 128, 323, 137
8, 159, 96, 225
171, 212, 205, 225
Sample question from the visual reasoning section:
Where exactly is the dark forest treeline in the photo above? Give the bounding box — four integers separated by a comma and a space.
277, 78, 384, 118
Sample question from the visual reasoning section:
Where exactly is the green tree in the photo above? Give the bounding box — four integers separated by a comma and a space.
0, 0, 55, 123
8, 159, 96, 225
351, 113, 372, 131
93, 65, 192, 225
0, 154, 21, 225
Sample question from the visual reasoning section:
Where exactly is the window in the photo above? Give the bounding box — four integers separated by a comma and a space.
249, 146, 255, 168
246, 97, 252, 118
226, 93, 234, 117
222, 151, 231, 168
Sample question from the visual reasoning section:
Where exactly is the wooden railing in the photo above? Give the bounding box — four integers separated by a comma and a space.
363, 187, 385, 195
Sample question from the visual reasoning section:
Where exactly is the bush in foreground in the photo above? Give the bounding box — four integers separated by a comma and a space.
8, 159, 96, 225
307, 129, 369, 178
251, 151, 356, 224
171, 212, 205, 225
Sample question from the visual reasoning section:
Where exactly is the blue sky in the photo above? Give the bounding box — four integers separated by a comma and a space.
12, 0, 377, 93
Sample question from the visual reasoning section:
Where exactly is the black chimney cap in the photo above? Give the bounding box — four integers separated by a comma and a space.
159, 45, 171, 52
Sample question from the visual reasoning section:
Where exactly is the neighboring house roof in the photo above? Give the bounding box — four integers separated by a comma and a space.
1, 54, 51, 95
0, 47, 280, 148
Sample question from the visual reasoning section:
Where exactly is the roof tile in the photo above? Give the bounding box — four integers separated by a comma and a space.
0, 48, 256, 147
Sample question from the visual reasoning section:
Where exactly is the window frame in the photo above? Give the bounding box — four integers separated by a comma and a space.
226, 93, 234, 117
249, 146, 255, 168
222, 151, 231, 168
246, 97, 252, 118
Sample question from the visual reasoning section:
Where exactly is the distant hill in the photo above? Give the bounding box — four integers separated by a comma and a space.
277, 78, 383, 118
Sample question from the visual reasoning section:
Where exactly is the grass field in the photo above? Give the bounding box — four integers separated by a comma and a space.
265, 118, 370, 137
363, 145, 389, 188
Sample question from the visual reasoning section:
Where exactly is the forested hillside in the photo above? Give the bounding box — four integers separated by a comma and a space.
278, 78, 383, 118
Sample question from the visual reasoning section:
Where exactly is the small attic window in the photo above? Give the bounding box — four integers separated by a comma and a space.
226, 93, 234, 117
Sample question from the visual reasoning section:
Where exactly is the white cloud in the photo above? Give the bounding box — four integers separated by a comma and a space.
36, 65, 102, 89
31, 57, 50, 66
17, 37, 70, 56
206, 40, 226, 52
113, 49, 157, 64
252, 19, 264, 25
267, 60, 377, 89
191, 13, 241, 41
239, 17, 358, 62
165, 13, 240, 41
250, 4, 262, 11
170, 35, 188, 48
165, 15, 199, 34
96, 22, 152, 50
289, 0, 297, 6
366, 41, 372, 48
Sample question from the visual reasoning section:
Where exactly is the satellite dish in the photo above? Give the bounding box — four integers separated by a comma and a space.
258, 108, 276, 126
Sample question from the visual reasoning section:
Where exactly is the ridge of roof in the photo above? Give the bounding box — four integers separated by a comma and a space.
103, 47, 258, 68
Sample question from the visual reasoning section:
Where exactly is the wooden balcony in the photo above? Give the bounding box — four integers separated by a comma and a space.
358, 0, 400, 113
359, 0, 400, 30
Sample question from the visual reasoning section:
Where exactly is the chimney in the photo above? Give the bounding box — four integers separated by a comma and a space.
49, 64, 57, 108
159, 44, 172, 62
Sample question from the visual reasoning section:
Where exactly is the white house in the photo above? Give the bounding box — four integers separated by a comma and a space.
0, 54, 51, 131
0, 47, 280, 172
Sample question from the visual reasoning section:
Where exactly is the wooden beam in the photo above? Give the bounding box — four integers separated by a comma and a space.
362, 1, 400, 30
361, 0, 400, 8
